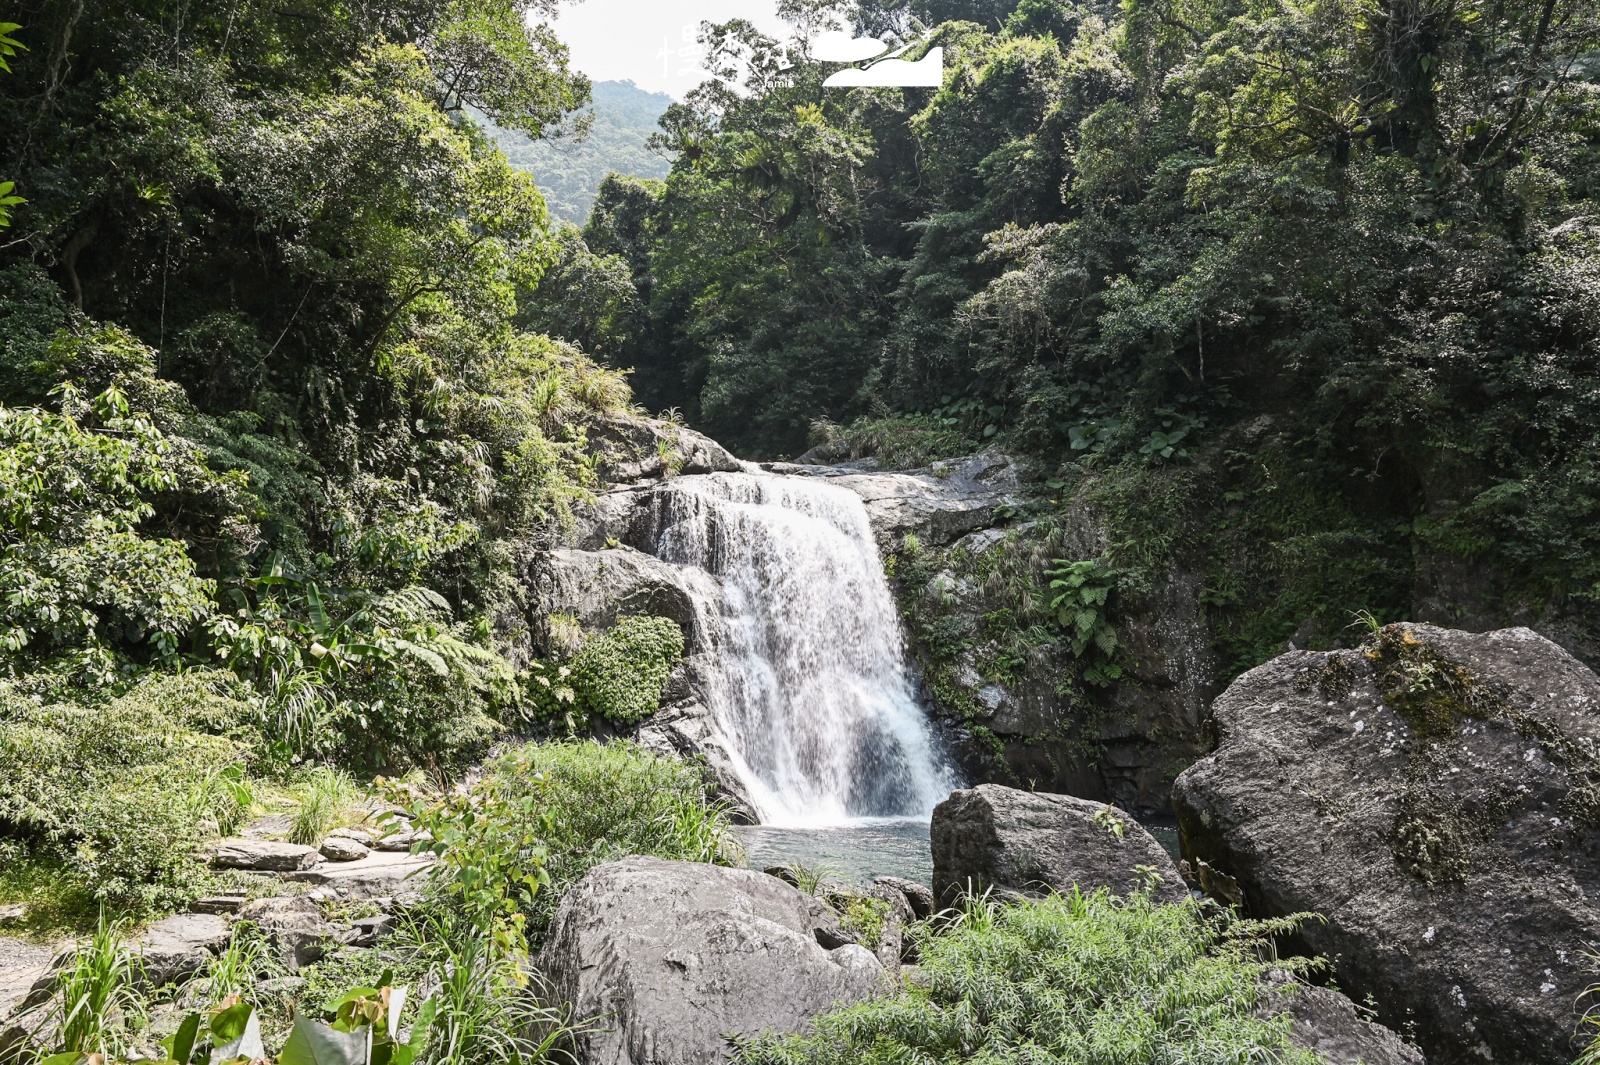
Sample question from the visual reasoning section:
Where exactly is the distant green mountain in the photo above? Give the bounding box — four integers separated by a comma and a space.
491, 80, 674, 225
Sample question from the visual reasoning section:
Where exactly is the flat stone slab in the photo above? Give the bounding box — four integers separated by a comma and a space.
240, 813, 295, 840
189, 896, 247, 915
284, 850, 434, 898
136, 914, 230, 988
212, 838, 321, 872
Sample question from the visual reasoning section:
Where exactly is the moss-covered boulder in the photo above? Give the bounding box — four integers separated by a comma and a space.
1174, 623, 1600, 1065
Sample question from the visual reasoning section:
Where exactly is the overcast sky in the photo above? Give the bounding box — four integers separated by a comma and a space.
553, 0, 792, 98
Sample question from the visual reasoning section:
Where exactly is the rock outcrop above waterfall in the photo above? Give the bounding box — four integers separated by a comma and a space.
538, 857, 886, 1064
528, 547, 702, 640
931, 783, 1187, 906
768, 449, 1025, 550
592, 415, 745, 483
1173, 623, 1600, 1065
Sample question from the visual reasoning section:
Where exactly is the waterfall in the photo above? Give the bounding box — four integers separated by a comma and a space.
639, 471, 957, 827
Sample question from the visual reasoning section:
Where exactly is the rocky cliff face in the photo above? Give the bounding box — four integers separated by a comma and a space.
808, 452, 1212, 816
1174, 623, 1600, 1064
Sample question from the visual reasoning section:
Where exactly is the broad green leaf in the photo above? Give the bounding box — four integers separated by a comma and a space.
162, 1011, 202, 1065
211, 1001, 255, 1043
279, 1014, 371, 1065
210, 1004, 263, 1064
391, 997, 438, 1065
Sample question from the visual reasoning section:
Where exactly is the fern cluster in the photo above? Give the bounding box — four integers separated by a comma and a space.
737, 889, 1319, 1065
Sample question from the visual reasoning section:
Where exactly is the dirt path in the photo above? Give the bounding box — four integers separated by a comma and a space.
0, 936, 56, 1020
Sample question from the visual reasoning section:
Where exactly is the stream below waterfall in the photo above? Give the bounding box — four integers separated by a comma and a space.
734, 818, 935, 886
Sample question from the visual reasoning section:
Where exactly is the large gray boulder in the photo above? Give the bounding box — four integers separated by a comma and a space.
1173, 624, 1600, 1065
931, 783, 1187, 907
136, 914, 231, 987
539, 856, 886, 1065
237, 896, 345, 968
591, 416, 745, 484
528, 547, 704, 649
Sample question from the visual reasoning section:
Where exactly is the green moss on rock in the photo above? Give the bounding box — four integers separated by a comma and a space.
1370, 627, 1507, 739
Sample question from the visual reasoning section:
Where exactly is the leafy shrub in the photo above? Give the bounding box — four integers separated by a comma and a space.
568, 616, 684, 726
805, 415, 980, 470
0, 671, 252, 910
28, 909, 146, 1059
406, 912, 576, 1065
0, 382, 219, 674
1043, 558, 1123, 685
210, 570, 513, 769
395, 739, 730, 943
528, 615, 685, 729
737, 889, 1319, 1065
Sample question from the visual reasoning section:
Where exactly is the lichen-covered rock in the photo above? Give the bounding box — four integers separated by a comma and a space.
931, 783, 1187, 907
1257, 971, 1425, 1065
1173, 623, 1600, 1065
538, 856, 885, 1065
591, 415, 745, 484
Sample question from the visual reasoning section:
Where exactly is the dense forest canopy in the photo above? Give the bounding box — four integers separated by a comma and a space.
0, 0, 626, 778
521, 0, 1600, 673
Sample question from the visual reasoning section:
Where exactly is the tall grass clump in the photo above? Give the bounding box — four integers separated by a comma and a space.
407, 911, 577, 1065
289, 765, 357, 845
736, 889, 1321, 1065
35, 910, 145, 1058
201, 921, 284, 1003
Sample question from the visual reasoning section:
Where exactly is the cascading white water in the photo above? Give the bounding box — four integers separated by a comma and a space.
641, 471, 957, 827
